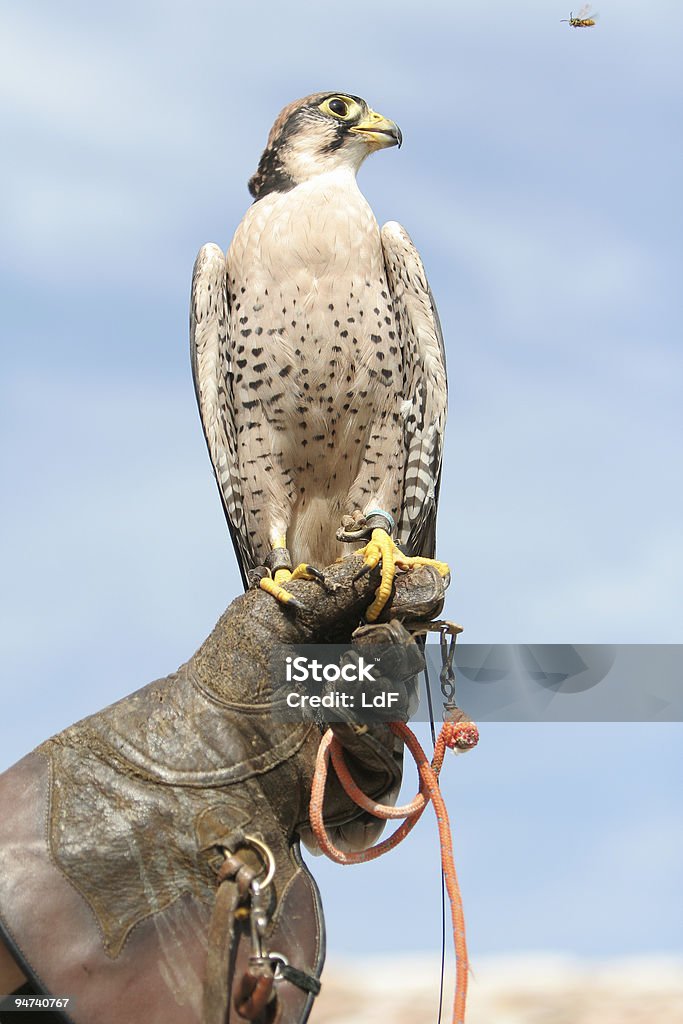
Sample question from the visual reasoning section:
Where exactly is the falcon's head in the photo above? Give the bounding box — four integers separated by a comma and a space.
248, 92, 402, 200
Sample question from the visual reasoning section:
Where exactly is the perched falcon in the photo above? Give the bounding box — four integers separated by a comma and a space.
191, 92, 448, 620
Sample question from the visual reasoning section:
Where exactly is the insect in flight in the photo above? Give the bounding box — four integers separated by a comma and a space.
561, 4, 599, 27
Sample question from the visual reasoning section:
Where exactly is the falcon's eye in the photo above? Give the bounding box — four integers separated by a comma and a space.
319, 95, 358, 121
328, 98, 348, 117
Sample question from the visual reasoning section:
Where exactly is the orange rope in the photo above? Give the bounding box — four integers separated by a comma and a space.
309, 718, 479, 1024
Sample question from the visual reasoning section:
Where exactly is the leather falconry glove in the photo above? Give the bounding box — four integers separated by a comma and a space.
0, 554, 446, 1024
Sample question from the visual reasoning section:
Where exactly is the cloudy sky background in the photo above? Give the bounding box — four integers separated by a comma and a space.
1, 0, 681, 967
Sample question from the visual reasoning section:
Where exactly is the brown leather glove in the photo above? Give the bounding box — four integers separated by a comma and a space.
0, 555, 446, 1024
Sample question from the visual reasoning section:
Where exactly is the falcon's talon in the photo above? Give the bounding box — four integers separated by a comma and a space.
289, 563, 326, 584
357, 529, 450, 622
352, 562, 375, 583
304, 566, 338, 592
259, 576, 305, 612
257, 560, 327, 611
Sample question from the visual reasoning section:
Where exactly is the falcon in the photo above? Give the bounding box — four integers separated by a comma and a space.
190, 92, 448, 621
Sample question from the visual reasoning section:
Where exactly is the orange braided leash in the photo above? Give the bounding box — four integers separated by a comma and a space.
309, 718, 479, 1024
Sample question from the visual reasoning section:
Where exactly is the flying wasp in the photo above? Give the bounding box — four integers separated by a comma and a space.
561, 4, 599, 26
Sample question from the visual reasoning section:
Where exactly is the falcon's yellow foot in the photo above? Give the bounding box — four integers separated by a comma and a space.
259, 575, 304, 610
258, 564, 326, 611
289, 563, 326, 584
355, 529, 450, 622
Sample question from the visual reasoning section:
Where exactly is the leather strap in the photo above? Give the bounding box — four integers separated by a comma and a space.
277, 964, 321, 996
203, 882, 240, 1024
203, 853, 259, 1024
233, 961, 274, 1020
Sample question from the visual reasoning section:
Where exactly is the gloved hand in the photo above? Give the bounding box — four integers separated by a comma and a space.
0, 552, 448, 1020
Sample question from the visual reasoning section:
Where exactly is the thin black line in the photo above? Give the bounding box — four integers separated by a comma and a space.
422, 645, 437, 748
422, 656, 445, 1024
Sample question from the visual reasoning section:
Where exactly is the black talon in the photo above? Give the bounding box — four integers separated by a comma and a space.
353, 562, 375, 583
304, 565, 326, 583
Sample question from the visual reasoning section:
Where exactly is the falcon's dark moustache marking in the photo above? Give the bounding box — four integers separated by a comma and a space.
322, 131, 346, 154
249, 106, 316, 200
248, 146, 296, 200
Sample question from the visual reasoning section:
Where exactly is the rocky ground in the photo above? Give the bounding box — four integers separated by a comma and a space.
312, 954, 683, 1023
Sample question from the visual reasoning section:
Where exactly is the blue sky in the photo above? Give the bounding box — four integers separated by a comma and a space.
1, 0, 681, 962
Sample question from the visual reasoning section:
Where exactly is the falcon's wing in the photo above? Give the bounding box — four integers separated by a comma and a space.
190, 243, 254, 587
381, 222, 448, 559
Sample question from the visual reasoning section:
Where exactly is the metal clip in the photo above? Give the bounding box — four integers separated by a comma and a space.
241, 835, 276, 965
242, 834, 276, 891
402, 617, 463, 639
438, 629, 458, 712
217, 834, 276, 964
267, 952, 289, 981
404, 618, 463, 716
248, 885, 271, 962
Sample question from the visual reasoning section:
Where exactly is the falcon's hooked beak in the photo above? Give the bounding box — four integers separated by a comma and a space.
351, 108, 402, 149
